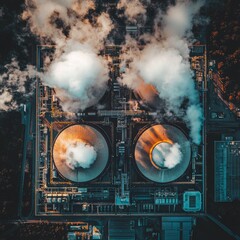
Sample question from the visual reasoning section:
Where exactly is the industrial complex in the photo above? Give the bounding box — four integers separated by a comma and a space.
1, 0, 240, 239
34, 44, 206, 217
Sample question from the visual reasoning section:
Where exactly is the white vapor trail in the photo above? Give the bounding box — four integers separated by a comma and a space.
120, 0, 205, 144
22, 0, 113, 112
45, 42, 109, 111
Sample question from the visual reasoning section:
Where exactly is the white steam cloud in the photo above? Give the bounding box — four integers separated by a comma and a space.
0, 90, 14, 111
152, 143, 182, 169
1, 0, 205, 146
22, 0, 95, 45
162, 0, 205, 38
186, 104, 203, 144
134, 46, 197, 107
117, 0, 146, 22
120, 0, 205, 144
65, 141, 97, 170
22, 0, 113, 112
0, 59, 40, 111
45, 43, 108, 111
1, 0, 114, 112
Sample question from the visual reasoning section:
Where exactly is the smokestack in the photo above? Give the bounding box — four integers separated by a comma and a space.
134, 124, 191, 183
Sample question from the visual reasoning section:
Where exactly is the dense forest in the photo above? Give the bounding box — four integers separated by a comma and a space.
0, 113, 23, 218
0, 223, 67, 240
208, 0, 240, 106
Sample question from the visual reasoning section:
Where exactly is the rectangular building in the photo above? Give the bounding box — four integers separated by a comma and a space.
214, 141, 240, 202
161, 217, 194, 240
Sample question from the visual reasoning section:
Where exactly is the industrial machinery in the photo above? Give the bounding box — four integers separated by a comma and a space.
34, 44, 205, 217
134, 124, 191, 183
53, 124, 109, 182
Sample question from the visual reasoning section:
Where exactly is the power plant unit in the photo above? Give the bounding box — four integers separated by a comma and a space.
134, 124, 191, 183
53, 124, 109, 182
34, 45, 205, 217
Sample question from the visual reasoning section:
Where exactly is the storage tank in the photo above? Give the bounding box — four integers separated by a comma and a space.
53, 124, 109, 182
134, 124, 191, 183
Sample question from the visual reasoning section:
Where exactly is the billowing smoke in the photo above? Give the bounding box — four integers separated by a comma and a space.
120, 0, 205, 144
22, 0, 95, 45
152, 143, 182, 169
22, 0, 113, 112
128, 45, 197, 108
1, 0, 111, 111
65, 141, 97, 170
0, 90, 14, 111
45, 42, 108, 111
162, 0, 205, 39
1, 0, 205, 146
0, 59, 40, 111
117, 0, 146, 22
22, 1, 113, 50
186, 104, 203, 144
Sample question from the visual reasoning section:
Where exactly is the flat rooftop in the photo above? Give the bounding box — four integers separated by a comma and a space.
214, 141, 240, 202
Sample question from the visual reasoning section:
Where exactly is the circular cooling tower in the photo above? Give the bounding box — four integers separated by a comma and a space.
53, 124, 109, 182
134, 124, 191, 183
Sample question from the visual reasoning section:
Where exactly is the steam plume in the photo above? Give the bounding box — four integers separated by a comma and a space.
120, 0, 205, 144
162, 0, 205, 38
117, 0, 146, 22
152, 143, 182, 169
45, 42, 108, 111
0, 90, 14, 111
1, 0, 205, 147
0, 59, 39, 111
22, 0, 113, 112
65, 141, 97, 170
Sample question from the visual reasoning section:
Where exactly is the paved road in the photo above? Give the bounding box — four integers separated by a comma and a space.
18, 102, 31, 218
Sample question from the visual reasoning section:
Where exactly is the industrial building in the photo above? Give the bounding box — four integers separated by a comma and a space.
214, 140, 240, 202
34, 44, 206, 219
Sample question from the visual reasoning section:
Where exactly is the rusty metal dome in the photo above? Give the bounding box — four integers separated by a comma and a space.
134, 124, 191, 183
53, 124, 109, 182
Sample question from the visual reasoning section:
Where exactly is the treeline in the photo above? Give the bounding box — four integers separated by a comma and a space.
0, 112, 23, 218
208, 0, 240, 106
19, 223, 67, 240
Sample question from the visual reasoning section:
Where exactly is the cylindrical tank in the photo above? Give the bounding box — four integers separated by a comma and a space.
134, 124, 191, 183
53, 124, 109, 182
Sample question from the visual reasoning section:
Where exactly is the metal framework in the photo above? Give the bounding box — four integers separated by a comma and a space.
34, 44, 206, 217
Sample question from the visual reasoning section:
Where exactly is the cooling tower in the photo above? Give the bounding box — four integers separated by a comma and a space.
134, 124, 191, 183
53, 124, 109, 182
